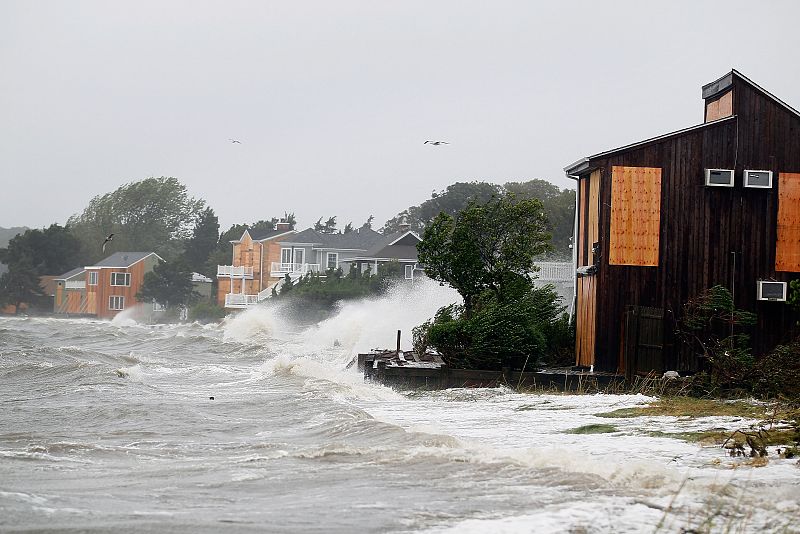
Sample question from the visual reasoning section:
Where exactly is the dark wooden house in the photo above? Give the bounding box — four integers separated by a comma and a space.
564, 69, 800, 375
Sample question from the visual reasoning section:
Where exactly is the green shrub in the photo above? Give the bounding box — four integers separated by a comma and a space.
418, 286, 564, 371
189, 301, 226, 323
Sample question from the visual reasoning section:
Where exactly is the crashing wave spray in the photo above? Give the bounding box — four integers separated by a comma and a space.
222, 278, 458, 367
300, 278, 458, 361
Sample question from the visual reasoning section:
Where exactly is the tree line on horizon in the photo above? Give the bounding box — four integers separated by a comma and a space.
0, 176, 574, 312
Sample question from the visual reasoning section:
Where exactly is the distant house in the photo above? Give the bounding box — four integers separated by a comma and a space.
54, 267, 87, 314
192, 272, 213, 301
352, 228, 423, 280
84, 252, 163, 319
564, 69, 800, 376
276, 226, 385, 276
218, 224, 392, 309
216, 222, 296, 309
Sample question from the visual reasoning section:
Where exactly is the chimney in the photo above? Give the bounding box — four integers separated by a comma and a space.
276, 221, 292, 232
398, 215, 411, 232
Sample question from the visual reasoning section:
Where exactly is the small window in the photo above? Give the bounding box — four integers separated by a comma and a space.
110, 272, 131, 286
404, 264, 414, 280
757, 281, 787, 301
744, 170, 773, 189
280, 248, 292, 265
705, 169, 734, 187
88, 271, 98, 286
326, 252, 338, 270
109, 296, 125, 310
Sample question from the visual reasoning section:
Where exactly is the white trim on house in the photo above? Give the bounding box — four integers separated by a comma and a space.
109, 295, 125, 310
326, 252, 339, 270
110, 272, 131, 286
85, 252, 164, 269
387, 230, 421, 246
88, 271, 98, 286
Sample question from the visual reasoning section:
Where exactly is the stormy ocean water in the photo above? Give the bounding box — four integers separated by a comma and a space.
1, 280, 798, 533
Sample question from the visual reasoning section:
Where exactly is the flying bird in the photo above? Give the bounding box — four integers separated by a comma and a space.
102, 233, 114, 253
229, 139, 242, 144
424, 140, 449, 146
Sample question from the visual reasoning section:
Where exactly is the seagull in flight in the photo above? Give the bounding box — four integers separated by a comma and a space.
229, 139, 242, 144
424, 140, 449, 146
102, 233, 114, 253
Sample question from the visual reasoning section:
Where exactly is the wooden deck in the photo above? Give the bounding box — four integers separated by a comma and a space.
356, 351, 624, 391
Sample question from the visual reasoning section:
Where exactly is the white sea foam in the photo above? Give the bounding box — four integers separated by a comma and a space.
297, 278, 458, 357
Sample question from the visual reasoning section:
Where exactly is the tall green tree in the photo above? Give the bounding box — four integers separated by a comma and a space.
383, 180, 575, 259
68, 177, 205, 263
0, 224, 82, 275
183, 208, 219, 277
382, 182, 501, 234
136, 259, 197, 309
504, 179, 575, 259
0, 254, 45, 313
314, 216, 337, 234
417, 195, 551, 313
206, 223, 248, 273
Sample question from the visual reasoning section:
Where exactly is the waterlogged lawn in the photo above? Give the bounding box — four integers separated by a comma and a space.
594, 397, 770, 419
593, 396, 800, 453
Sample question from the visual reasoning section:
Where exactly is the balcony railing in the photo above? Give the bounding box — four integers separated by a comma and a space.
65, 281, 86, 289
217, 265, 254, 278
224, 293, 259, 308
533, 262, 574, 283
270, 262, 321, 276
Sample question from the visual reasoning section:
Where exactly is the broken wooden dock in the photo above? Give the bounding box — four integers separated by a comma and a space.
356, 350, 624, 391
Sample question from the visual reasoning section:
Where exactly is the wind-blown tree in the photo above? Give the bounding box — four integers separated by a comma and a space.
413, 195, 565, 370
382, 182, 501, 234
0, 254, 45, 313
504, 179, 575, 258
417, 195, 551, 313
205, 223, 248, 275
68, 177, 205, 263
314, 216, 338, 234
183, 208, 219, 277
0, 224, 82, 276
383, 179, 575, 259
136, 259, 197, 309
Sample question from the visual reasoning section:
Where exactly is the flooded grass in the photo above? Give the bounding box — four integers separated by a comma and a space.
565, 423, 617, 434
594, 397, 768, 419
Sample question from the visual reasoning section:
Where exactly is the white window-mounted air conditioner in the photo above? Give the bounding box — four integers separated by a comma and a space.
744, 170, 773, 189
756, 280, 787, 302
705, 169, 735, 187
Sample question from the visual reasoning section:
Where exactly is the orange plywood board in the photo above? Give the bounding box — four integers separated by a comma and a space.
609, 166, 662, 266
588, 169, 600, 254
575, 276, 596, 367
776, 172, 800, 272
706, 90, 733, 122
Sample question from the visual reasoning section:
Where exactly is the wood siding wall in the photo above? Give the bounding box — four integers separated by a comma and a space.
217, 234, 296, 306
87, 259, 151, 319
578, 75, 800, 372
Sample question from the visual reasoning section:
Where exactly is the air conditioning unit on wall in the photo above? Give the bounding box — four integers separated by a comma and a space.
705, 169, 734, 187
744, 170, 773, 188
756, 280, 787, 302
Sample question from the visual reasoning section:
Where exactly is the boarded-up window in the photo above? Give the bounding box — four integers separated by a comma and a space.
609, 166, 662, 266
705, 90, 733, 122
776, 172, 800, 272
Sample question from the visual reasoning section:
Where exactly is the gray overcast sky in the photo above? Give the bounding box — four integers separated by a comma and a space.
2, 1, 799, 231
